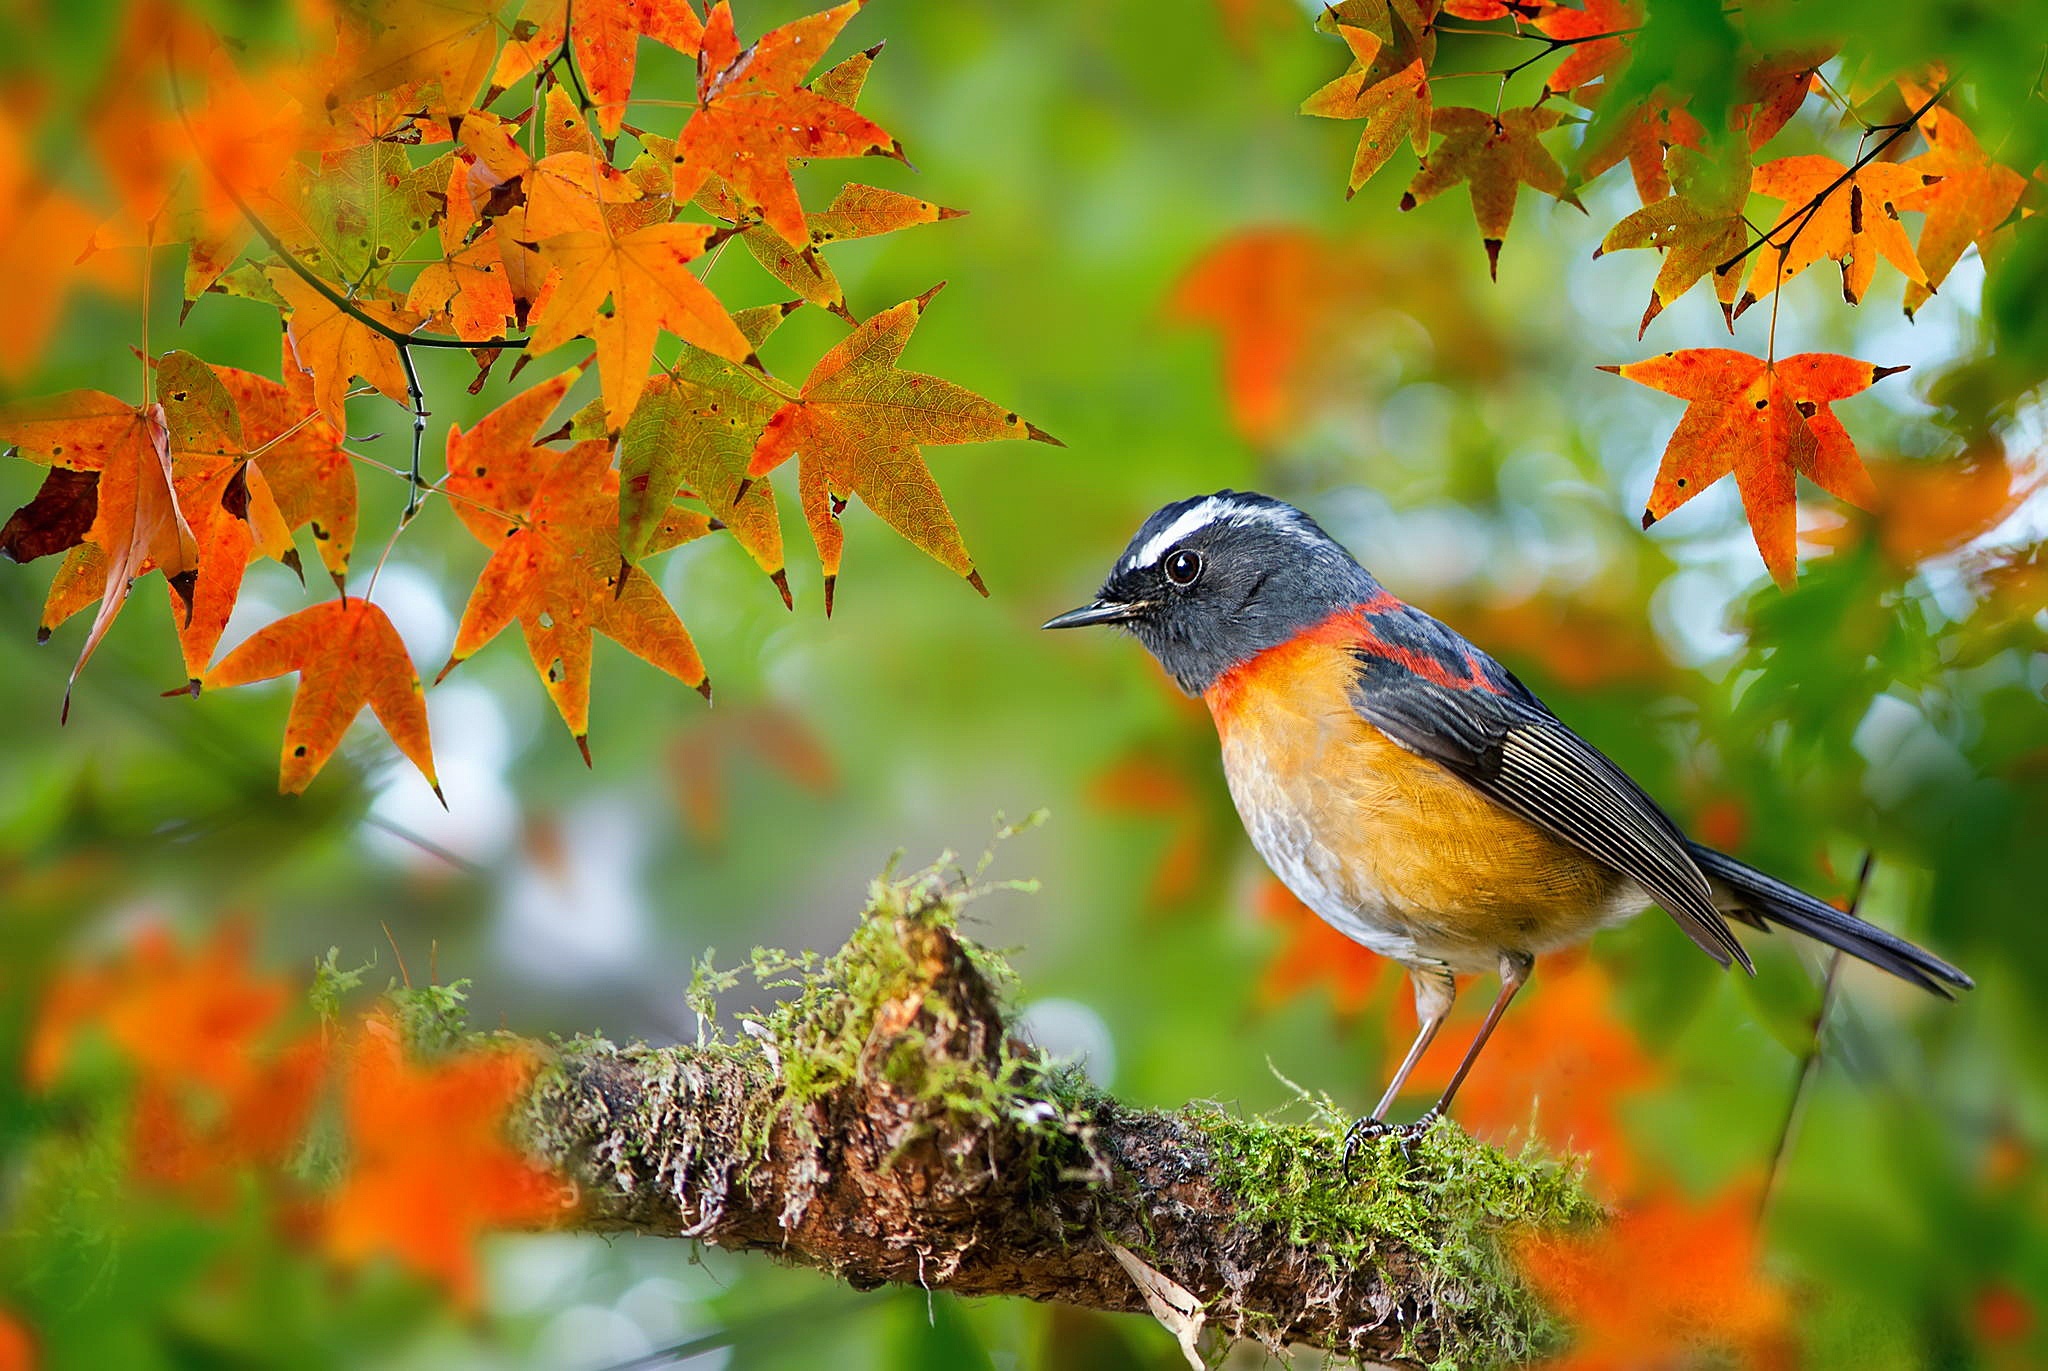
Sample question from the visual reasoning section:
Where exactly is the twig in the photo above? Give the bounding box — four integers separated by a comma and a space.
1757, 851, 1873, 1221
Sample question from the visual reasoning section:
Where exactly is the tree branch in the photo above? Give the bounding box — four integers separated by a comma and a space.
517, 861, 1599, 1367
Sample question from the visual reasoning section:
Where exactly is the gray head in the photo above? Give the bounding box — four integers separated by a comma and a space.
1043, 491, 1377, 693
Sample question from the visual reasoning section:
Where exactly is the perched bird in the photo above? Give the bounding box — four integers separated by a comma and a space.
1045, 491, 1970, 1163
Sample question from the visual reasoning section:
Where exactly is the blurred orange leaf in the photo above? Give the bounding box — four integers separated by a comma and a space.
1517, 1182, 1792, 1371
1398, 960, 1656, 1189
201, 596, 440, 796
325, 1016, 565, 1308
1536, 0, 1639, 98
1253, 879, 1399, 1019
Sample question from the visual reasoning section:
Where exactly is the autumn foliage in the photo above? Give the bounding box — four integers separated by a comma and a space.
1, 0, 1054, 794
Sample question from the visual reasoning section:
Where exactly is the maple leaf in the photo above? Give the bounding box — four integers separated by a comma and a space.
210, 341, 363, 582
458, 98, 641, 241
1535, 0, 1639, 99
530, 219, 750, 428
271, 269, 423, 435
686, 170, 968, 321
442, 368, 586, 547
201, 597, 441, 796
264, 142, 453, 292
493, 0, 704, 137
669, 1, 901, 249
326, 1016, 564, 1309
1516, 1182, 1792, 1371
1602, 348, 1904, 586
744, 285, 1059, 612
1254, 878, 1399, 1016
440, 440, 710, 759
1737, 51, 1826, 152
1315, 0, 1437, 86
1738, 155, 1932, 313
1301, 21, 1432, 198
1894, 80, 2026, 319
618, 344, 790, 598
0, 388, 198, 716
1577, 93, 1704, 206
1403, 107, 1583, 279
1595, 145, 1752, 336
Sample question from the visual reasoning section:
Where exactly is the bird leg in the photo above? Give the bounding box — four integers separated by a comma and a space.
1342, 953, 1534, 1176
1342, 965, 1453, 1175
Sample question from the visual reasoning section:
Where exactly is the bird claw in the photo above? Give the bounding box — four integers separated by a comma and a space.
1340, 1109, 1442, 1178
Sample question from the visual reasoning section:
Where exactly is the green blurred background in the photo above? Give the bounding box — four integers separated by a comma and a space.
3, 0, 2045, 1366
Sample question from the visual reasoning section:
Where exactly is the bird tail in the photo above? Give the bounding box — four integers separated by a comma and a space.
1687, 843, 1973, 998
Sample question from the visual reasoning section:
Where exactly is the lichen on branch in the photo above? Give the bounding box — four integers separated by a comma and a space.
518, 848, 1600, 1366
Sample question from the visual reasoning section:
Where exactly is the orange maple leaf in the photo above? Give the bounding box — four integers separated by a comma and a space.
1739, 155, 1932, 312
210, 340, 363, 582
1536, 0, 1639, 99
200, 597, 441, 796
668, 1, 901, 249
326, 1016, 566, 1308
1, 109, 140, 382
440, 440, 711, 759
1402, 106, 1584, 279
270, 270, 422, 435
1578, 93, 1705, 207
1516, 1181, 1793, 1371
1737, 51, 1824, 152
744, 285, 1058, 613
0, 388, 198, 716
1602, 349, 1904, 587
1253, 879, 1399, 1019
530, 219, 750, 428
1300, 22, 1431, 197
1895, 80, 2027, 319
492, 0, 704, 137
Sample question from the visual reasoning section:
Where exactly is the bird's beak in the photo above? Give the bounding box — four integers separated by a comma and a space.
1042, 599, 1143, 630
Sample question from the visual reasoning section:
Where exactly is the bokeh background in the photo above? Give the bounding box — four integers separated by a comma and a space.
3, 0, 2045, 1366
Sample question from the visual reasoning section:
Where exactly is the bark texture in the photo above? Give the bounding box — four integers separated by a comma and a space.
519, 865, 1597, 1366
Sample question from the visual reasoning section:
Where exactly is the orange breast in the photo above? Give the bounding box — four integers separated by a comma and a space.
1203, 635, 1629, 970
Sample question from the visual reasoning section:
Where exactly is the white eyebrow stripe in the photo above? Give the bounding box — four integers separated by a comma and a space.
1124, 498, 1317, 570
1127, 498, 1232, 569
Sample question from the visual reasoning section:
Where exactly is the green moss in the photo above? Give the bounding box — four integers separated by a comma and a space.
687, 824, 1067, 1166
1192, 1097, 1601, 1367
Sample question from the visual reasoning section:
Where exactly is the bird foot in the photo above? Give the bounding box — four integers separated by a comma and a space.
1340, 1109, 1441, 1178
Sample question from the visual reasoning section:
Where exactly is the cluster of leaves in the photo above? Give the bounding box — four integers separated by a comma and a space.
17, 925, 561, 1325
0, 0, 1056, 794
1298, 0, 2034, 585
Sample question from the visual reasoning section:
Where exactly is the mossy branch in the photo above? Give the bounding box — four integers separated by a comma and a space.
515, 857, 1600, 1367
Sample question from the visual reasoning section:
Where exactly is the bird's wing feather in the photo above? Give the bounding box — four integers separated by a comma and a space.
1344, 608, 1752, 972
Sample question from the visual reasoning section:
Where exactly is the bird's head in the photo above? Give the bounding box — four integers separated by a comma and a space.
1043, 490, 1377, 693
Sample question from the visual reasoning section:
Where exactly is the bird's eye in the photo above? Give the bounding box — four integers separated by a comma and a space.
1164, 548, 1202, 586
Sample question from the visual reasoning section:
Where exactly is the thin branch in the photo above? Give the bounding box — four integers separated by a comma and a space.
1757, 852, 1874, 1221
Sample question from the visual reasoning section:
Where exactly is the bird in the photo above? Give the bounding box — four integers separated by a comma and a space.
1044, 490, 1971, 1166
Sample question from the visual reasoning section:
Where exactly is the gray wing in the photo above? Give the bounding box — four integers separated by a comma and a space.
1346, 642, 1753, 972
